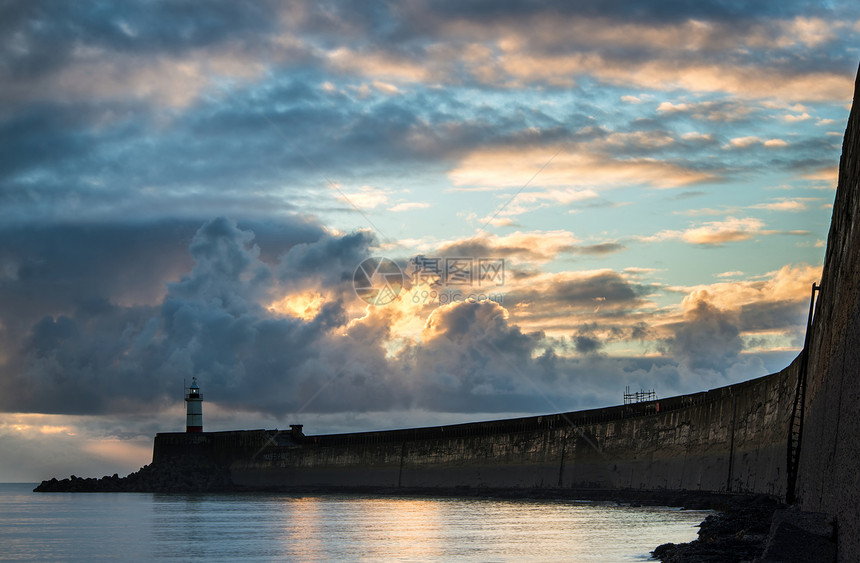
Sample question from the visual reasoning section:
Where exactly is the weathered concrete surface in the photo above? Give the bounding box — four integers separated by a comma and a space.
153, 362, 797, 499
758, 509, 837, 563
795, 63, 860, 562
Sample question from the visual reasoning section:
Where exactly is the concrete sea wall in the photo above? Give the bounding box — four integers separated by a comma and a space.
154, 360, 798, 497
793, 65, 860, 561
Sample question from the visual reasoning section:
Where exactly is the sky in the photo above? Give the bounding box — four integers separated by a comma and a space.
1, 0, 858, 482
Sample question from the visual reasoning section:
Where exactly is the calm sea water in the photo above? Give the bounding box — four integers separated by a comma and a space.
0, 483, 706, 562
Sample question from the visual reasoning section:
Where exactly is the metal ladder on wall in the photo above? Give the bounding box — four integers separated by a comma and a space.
785, 282, 819, 504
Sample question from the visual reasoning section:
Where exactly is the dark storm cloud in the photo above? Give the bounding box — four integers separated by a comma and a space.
509, 270, 652, 315
0, 0, 278, 78
551, 275, 645, 307
0, 217, 360, 414
738, 300, 806, 332
0, 105, 97, 180
0, 220, 197, 333
574, 335, 603, 355
549, 321, 649, 358
277, 230, 376, 287
0, 214, 793, 425
0, 216, 696, 417
436, 236, 624, 264
663, 298, 744, 376
0, 216, 322, 323
436, 238, 574, 262
0, 216, 335, 411
0, 218, 546, 416
402, 301, 553, 413
423, 0, 829, 23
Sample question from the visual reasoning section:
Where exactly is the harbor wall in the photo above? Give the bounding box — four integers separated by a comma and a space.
793, 64, 860, 561
153, 360, 797, 497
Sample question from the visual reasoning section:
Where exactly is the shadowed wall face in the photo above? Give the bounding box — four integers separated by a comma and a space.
796, 63, 860, 563
153, 365, 796, 497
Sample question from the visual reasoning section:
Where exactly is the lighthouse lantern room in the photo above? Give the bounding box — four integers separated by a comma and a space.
185, 377, 203, 433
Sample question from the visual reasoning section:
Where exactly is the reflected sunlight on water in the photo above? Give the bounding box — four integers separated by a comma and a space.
0, 484, 707, 562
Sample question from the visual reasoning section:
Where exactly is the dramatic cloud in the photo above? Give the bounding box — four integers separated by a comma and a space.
668, 263, 820, 345
637, 217, 806, 246
663, 297, 745, 377
448, 145, 713, 191
0, 219, 351, 413
749, 198, 820, 212
0, 220, 598, 417
434, 230, 588, 264
0, 0, 850, 478
1, 217, 808, 423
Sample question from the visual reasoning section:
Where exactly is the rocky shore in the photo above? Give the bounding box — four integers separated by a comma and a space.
652, 497, 837, 563
33, 456, 232, 493
32, 467, 735, 507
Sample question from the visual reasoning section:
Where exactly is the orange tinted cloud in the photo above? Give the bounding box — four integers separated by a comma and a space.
326, 47, 431, 82
727, 137, 788, 148
750, 198, 820, 212
673, 263, 821, 314
443, 15, 854, 102
641, 217, 766, 245
449, 145, 711, 190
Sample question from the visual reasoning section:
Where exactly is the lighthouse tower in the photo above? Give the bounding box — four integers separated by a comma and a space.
185, 377, 203, 433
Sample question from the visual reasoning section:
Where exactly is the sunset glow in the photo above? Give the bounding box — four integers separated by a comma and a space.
0, 0, 857, 480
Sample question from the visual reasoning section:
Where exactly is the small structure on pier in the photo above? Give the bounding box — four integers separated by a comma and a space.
185, 377, 203, 433
624, 386, 657, 405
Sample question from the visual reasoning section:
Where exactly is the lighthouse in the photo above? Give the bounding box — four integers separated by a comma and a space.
185, 377, 203, 433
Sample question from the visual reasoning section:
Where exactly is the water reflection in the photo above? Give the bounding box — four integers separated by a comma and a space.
267, 496, 706, 561
338, 498, 444, 560
0, 485, 707, 562
280, 496, 325, 560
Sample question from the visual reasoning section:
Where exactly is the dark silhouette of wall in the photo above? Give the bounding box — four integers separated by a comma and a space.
794, 64, 860, 562
154, 361, 798, 497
